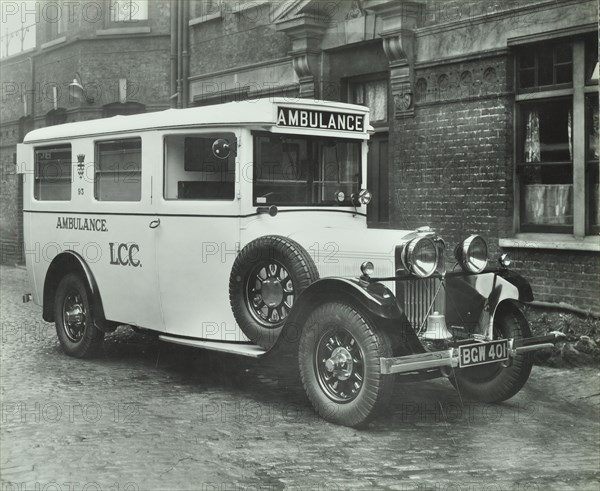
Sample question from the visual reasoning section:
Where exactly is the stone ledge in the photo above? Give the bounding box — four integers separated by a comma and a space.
96, 26, 151, 36
40, 36, 67, 50
500, 235, 600, 252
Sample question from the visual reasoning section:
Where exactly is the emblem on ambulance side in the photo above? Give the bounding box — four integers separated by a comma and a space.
77, 154, 85, 178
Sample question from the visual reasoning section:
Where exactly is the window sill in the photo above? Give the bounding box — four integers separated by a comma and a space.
189, 12, 222, 26
96, 26, 151, 36
40, 36, 67, 50
499, 234, 600, 252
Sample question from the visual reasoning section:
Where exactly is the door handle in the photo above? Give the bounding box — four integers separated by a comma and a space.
149, 218, 161, 229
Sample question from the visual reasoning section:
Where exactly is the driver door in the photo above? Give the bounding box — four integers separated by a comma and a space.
154, 130, 242, 340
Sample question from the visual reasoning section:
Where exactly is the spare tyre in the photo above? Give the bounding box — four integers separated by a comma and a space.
229, 235, 319, 349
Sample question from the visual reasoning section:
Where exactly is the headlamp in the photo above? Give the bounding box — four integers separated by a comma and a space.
401, 237, 438, 278
455, 235, 488, 273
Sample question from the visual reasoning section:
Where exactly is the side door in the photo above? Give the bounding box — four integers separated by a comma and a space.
154, 130, 242, 340
84, 135, 164, 331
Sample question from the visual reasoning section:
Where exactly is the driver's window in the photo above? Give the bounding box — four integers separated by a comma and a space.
164, 133, 236, 200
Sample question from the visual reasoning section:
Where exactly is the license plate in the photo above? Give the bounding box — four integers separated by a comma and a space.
458, 340, 509, 368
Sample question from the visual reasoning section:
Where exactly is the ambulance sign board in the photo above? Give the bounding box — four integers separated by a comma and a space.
276, 107, 365, 133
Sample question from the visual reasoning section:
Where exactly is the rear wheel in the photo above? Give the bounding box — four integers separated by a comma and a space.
54, 273, 104, 358
299, 302, 393, 428
450, 305, 533, 403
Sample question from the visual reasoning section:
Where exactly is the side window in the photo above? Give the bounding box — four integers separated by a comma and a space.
164, 133, 236, 200
95, 138, 142, 201
34, 144, 72, 201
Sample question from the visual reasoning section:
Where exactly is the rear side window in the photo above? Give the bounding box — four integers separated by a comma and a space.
34, 144, 72, 201
95, 138, 142, 201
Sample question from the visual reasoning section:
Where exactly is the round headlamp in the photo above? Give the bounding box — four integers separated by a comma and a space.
456, 235, 488, 273
402, 237, 438, 278
360, 261, 374, 277
334, 191, 346, 203
358, 189, 372, 205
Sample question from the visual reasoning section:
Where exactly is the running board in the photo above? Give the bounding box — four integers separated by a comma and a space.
158, 335, 267, 358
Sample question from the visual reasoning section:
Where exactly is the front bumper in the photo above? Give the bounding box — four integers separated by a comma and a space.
380, 333, 565, 375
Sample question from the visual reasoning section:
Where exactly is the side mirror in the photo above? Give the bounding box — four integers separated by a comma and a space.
212, 139, 230, 159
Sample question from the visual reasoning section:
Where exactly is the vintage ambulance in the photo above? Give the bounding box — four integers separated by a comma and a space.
19, 98, 563, 428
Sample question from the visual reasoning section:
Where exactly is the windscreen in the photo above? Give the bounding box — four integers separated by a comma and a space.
253, 133, 361, 206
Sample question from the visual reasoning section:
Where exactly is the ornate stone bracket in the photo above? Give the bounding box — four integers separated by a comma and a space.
276, 14, 327, 99
364, 0, 423, 118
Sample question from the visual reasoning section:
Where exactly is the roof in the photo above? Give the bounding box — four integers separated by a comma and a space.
23, 98, 371, 143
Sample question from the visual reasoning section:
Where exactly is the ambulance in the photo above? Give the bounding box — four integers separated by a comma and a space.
19, 98, 563, 427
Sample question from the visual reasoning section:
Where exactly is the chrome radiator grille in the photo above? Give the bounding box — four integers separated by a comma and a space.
398, 278, 445, 332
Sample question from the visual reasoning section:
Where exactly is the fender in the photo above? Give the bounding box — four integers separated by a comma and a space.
43, 251, 116, 332
446, 272, 523, 337
497, 269, 534, 302
269, 277, 424, 356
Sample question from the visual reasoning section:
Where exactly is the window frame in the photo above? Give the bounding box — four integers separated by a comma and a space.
162, 131, 237, 201
346, 73, 390, 128
513, 35, 598, 238
251, 131, 363, 208
94, 137, 143, 202
105, 0, 150, 26
33, 144, 73, 201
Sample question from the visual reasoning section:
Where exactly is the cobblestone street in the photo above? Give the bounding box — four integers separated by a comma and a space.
1, 265, 599, 491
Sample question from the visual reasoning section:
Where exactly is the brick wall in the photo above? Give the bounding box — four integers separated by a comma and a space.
389, 53, 600, 311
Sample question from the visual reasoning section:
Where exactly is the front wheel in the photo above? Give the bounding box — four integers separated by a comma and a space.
450, 305, 533, 403
298, 303, 394, 428
54, 273, 104, 358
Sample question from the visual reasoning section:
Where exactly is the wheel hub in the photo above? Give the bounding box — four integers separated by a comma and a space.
315, 329, 364, 403
65, 305, 84, 325
261, 278, 284, 307
324, 347, 353, 381
63, 292, 86, 342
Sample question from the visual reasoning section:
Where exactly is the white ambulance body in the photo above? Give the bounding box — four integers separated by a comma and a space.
20, 99, 399, 341
19, 98, 558, 428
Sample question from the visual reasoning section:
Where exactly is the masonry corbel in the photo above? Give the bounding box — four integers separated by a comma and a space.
276, 14, 327, 99
364, 0, 423, 118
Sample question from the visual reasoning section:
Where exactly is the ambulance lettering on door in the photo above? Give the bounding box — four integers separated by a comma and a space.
109, 243, 141, 267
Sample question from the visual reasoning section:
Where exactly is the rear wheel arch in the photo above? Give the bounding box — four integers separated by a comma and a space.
43, 252, 113, 330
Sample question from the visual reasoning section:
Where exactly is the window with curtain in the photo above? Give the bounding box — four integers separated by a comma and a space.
515, 34, 598, 235
350, 79, 388, 124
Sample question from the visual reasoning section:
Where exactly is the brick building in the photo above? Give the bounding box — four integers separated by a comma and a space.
1, 0, 598, 310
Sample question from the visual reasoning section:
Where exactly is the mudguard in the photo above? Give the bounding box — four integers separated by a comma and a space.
270, 277, 424, 357
43, 251, 115, 331
446, 272, 527, 337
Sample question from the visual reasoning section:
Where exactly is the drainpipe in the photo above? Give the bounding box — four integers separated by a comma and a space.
182, 0, 190, 108
28, 56, 35, 121
176, 0, 183, 108
170, 0, 178, 108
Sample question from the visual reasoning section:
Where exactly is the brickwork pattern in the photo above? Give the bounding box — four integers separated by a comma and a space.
390, 55, 600, 310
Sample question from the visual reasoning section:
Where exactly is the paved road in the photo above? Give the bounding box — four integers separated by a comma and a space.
1, 266, 599, 491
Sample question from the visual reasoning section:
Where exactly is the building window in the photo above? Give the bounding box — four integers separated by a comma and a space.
95, 138, 142, 201
1, 17, 35, 59
515, 34, 598, 235
110, 0, 149, 22
34, 145, 72, 201
349, 78, 389, 124
517, 43, 572, 91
